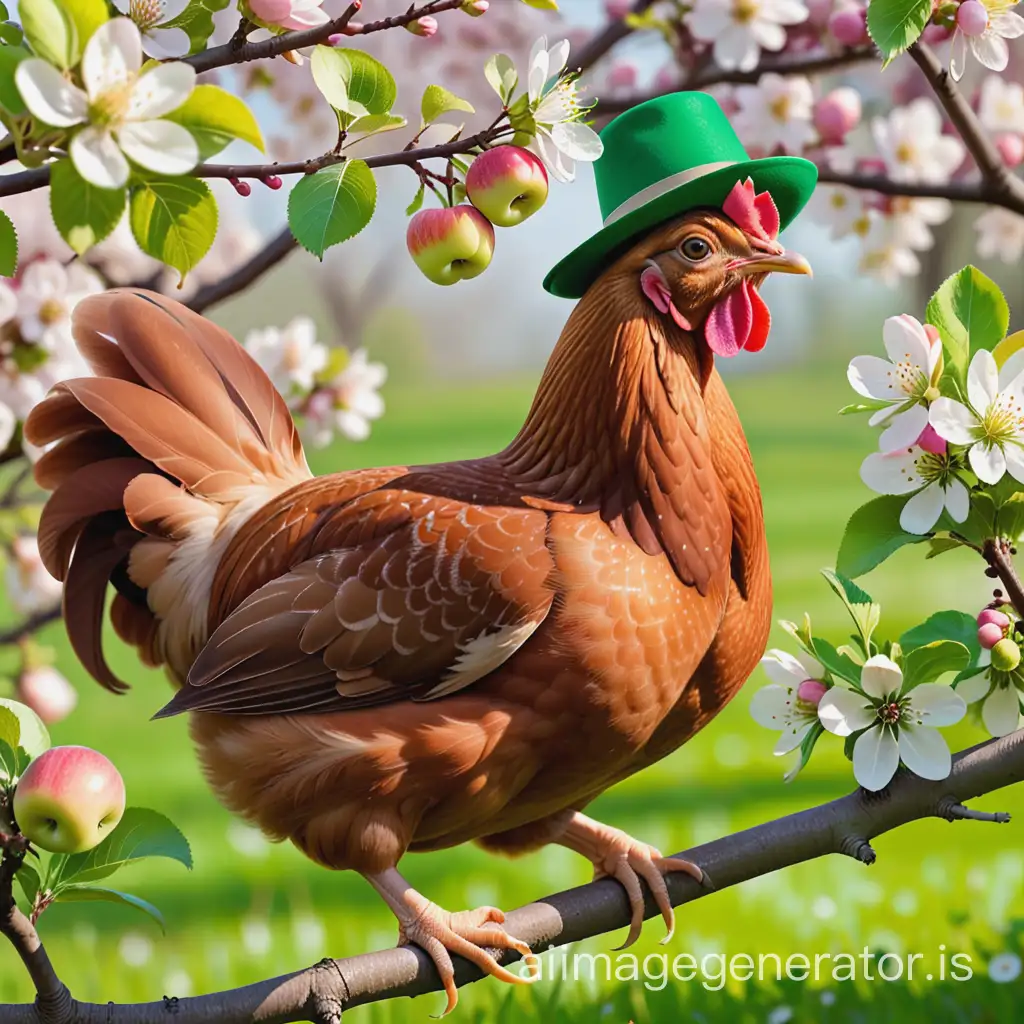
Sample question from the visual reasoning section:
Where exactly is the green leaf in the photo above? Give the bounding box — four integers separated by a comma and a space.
0, 22, 24, 46
839, 399, 891, 416
821, 568, 881, 652
405, 182, 425, 217
0, 44, 28, 115
0, 704, 19, 751
0, 3, 9, 19
15, 863, 40, 906
785, 720, 825, 783
347, 113, 407, 138
901, 639, 971, 689
129, 177, 217, 285
0, 208, 15, 276
836, 495, 927, 578
310, 45, 350, 113
163, 84, 264, 160
58, 807, 192, 887
56, 884, 165, 930
926, 535, 964, 559
287, 159, 376, 260
867, 0, 932, 66
810, 637, 863, 686
997, 493, 1024, 542
901, 609, 984, 681
161, 0, 230, 54
0, 698, 49, 758
926, 265, 1009, 388
483, 53, 517, 103
59, 0, 107, 51
311, 47, 396, 127
421, 84, 475, 124
49, 159, 125, 255
520, 0, 558, 9
20, 0, 76, 69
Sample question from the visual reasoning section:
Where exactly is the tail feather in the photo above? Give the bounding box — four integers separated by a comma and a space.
25, 289, 312, 690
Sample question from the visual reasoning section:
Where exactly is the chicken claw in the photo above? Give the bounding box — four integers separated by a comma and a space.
558, 812, 702, 949
366, 868, 538, 1014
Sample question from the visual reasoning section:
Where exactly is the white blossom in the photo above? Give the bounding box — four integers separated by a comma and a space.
750, 648, 827, 754
872, 99, 966, 184
688, 0, 809, 73
732, 74, 815, 154
808, 184, 867, 239
6, 535, 64, 615
244, 317, 328, 398
975, 207, 1024, 262
301, 349, 387, 447
113, 0, 191, 58
16, 259, 104, 353
988, 952, 1023, 983
957, 667, 1023, 736
951, 0, 1024, 81
978, 74, 1024, 134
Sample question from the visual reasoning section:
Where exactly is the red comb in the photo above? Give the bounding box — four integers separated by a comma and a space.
722, 178, 780, 243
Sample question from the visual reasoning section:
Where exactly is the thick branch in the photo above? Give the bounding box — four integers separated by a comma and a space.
2, 731, 1022, 1023
983, 539, 1024, 618
569, 0, 656, 72
817, 168, 1024, 213
187, 228, 295, 314
185, 0, 465, 75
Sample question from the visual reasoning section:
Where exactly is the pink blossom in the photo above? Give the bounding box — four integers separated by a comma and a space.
829, 5, 868, 46
996, 132, 1024, 166
915, 423, 947, 454
249, 0, 329, 32
796, 679, 828, 706
406, 15, 438, 37
814, 87, 863, 142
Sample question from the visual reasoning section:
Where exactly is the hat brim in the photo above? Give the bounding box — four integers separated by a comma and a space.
543, 156, 819, 299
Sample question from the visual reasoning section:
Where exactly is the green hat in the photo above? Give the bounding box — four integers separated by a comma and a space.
543, 92, 818, 299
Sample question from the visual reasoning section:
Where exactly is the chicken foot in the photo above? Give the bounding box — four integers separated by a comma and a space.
365, 867, 538, 1014
556, 811, 703, 949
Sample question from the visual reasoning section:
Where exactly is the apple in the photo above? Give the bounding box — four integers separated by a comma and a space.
16, 667, 78, 725
406, 205, 495, 285
465, 146, 549, 227
14, 745, 126, 853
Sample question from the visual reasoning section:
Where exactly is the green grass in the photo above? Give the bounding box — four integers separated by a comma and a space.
2, 361, 1023, 1021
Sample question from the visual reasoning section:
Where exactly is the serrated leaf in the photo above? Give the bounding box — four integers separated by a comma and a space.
310, 45, 350, 113
49, 159, 125, 254
821, 568, 880, 652
901, 639, 971, 689
56, 884, 165, 930
163, 84, 264, 159
421, 84, 475, 125
836, 495, 928, 578
287, 159, 376, 259
867, 0, 932, 65
347, 113, 407, 138
312, 47, 396, 128
20, 0, 76, 69
162, 0, 230, 54
901, 609, 981, 671
57, 807, 192, 887
405, 182, 425, 216
483, 53, 517, 103
59, 0, 107, 51
0, 208, 16, 275
0, 43, 28, 115
926, 265, 1009, 388
0, 699, 48, 758
129, 176, 217, 285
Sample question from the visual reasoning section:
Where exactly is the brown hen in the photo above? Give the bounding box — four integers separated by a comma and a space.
25, 197, 810, 1011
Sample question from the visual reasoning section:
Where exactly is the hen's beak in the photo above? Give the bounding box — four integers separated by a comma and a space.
732, 250, 813, 277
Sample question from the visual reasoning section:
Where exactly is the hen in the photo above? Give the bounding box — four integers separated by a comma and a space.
25, 94, 814, 1011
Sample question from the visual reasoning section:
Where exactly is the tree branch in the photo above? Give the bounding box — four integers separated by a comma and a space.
2, 731, 1022, 1023
817, 168, 1024, 213
983, 539, 1024, 618
569, 0, 657, 73
0, 606, 62, 647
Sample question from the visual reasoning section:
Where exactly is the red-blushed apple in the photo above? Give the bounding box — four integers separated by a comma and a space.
16, 667, 78, 725
406, 205, 495, 285
465, 146, 549, 227
14, 745, 126, 853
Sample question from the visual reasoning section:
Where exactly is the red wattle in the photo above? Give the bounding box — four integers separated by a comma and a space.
704, 280, 771, 357
744, 282, 771, 352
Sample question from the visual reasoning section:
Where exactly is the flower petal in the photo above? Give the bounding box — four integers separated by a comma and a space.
545, 39, 570, 79
848, 354, 902, 401
1003, 442, 1024, 485
750, 683, 795, 729
82, 17, 141, 99
128, 62, 196, 120
993, 10, 1024, 38
795, 649, 825, 680
897, 724, 952, 780
879, 403, 928, 451
969, 440, 1007, 485
527, 37, 549, 105
861, 653, 903, 700
14, 60, 88, 127
968, 348, 999, 412
882, 314, 932, 376
158, 0, 191, 21
928, 397, 978, 445
817, 687, 877, 736
971, 31, 1009, 72
860, 448, 923, 496
70, 126, 130, 189
943, 477, 970, 523
853, 725, 899, 791
549, 120, 604, 162
761, 649, 810, 686
117, 119, 199, 176
982, 683, 1023, 736
906, 683, 967, 726
900, 482, 944, 534
140, 26, 191, 60
774, 719, 813, 755
956, 672, 992, 704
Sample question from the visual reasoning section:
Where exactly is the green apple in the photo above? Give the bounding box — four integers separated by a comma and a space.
406, 205, 495, 285
14, 745, 126, 853
466, 146, 549, 227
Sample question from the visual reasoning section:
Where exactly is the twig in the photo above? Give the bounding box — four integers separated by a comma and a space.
185, 0, 465, 75
0, 606, 62, 647
2, 731, 1023, 1023
817, 168, 1024, 213
188, 228, 296, 314
983, 539, 1024, 619
570, 0, 658, 73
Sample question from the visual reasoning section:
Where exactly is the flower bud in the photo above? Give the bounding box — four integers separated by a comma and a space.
461, 0, 488, 14
991, 636, 1021, 672
814, 87, 863, 143
263, 175, 283, 190
607, 61, 638, 90
796, 679, 828, 706
406, 15, 438, 37
979, 622, 1006, 649
915, 423, 947, 454
828, 5, 869, 46
230, 177, 251, 197
996, 132, 1024, 168
956, 0, 989, 36
16, 666, 77, 725
605, 0, 632, 17
978, 607, 1011, 629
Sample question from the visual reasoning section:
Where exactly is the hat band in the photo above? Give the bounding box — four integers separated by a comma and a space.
602, 161, 738, 227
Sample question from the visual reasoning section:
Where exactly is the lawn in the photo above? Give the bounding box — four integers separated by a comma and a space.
1, 356, 1021, 1022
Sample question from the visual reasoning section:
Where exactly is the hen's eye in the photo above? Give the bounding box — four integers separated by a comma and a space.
680, 236, 712, 262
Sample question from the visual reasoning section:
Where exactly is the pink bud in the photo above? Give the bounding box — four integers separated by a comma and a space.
797, 679, 828, 706
604, 0, 632, 18
16, 667, 77, 725
230, 177, 251, 197
653, 66, 677, 92
979, 622, 1006, 649
263, 175, 283, 190
814, 87, 863, 143
996, 132, 1024, 168
923, 323, 942, 348
978, 608, 1011, 629
957, 0, 989, 36
829, 5, 869, 46
406, 15, 438, 37
915, 423, 947, 454
607, 61, 638, 90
